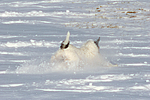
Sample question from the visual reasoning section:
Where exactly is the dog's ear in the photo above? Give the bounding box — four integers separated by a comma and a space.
60, 31, 70, 49
94, 37, 100, 49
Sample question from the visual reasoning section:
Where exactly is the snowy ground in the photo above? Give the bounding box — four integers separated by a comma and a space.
0, 0, 150, 99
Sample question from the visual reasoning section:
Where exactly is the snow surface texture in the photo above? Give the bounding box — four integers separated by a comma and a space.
0, 0, 150, 100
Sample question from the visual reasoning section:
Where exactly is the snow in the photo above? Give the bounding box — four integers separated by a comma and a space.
0, 0, 150, 99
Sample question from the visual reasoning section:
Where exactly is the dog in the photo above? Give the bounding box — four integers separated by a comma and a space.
50, 31, 115, 68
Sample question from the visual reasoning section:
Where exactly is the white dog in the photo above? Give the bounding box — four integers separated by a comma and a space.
50, 32, 115, 68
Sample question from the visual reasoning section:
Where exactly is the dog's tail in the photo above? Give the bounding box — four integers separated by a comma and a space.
60, 31, 70, 49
